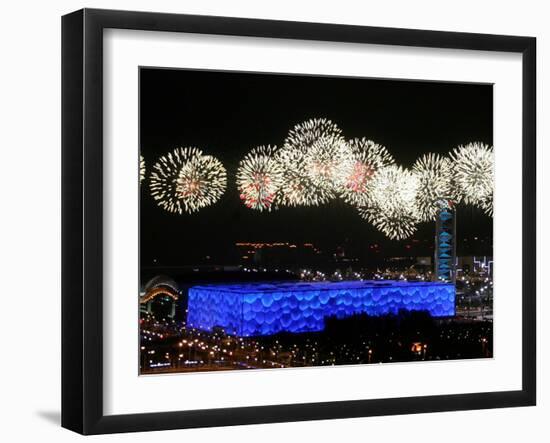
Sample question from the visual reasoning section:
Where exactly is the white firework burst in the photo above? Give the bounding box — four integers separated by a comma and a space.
450, 142, 494, 213
149, 147, 227, 214
283, 118, 343, 151
479, 197, 493, 217
359, 165, 420, 240
236, 145, 284, 211
412, 153, 453, 222
338, 138, 395, 206
305, 136, 353, 195
140, 154, 146, 184
274, 148, 333, 207
359, 206, 419, 241
278, 118, 351, 204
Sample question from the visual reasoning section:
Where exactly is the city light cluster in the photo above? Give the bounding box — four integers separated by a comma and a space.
142, 119, 493, 239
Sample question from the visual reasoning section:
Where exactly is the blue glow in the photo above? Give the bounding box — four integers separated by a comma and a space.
436, 206, 455, 281
187, 280, 455, 337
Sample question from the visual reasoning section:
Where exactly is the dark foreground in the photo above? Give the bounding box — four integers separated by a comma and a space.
140, 311, 493, 374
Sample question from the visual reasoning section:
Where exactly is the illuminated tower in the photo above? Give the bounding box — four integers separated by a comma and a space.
434, 200, 456, 283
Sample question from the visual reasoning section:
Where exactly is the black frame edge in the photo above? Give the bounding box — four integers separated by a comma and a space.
61, 9, 85, 434
61, 8, 537, 435
82, 7, 106, 435
521, 37, 537, 406
84, 7, 534, 51
90, 390, 535, 435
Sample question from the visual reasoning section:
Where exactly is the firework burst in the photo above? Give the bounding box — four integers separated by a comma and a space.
359, 206, 419, 241
450, 142, 494, 214
359, 165, 420, 240
412, 153, 453, 222
305, 136, 353, 195
479, 197, 493, 217
278, 118, 351, 204
149, 147, 227, 214
236, 145, 284, 211
283, 118, 343, 152
338, 138, 395, 206
274, 148, 333, 206
140, 154, 146, 184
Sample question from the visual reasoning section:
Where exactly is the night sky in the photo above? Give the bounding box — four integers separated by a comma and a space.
140, 68, 493, 267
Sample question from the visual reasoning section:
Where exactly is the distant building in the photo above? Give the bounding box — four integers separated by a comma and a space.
456, 256, 493, 277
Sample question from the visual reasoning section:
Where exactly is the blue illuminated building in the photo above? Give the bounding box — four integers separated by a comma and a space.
435, 201, 457, 282
187, 280, 456, 337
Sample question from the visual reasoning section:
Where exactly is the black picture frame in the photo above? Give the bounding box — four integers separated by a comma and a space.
62, 8, 536, 435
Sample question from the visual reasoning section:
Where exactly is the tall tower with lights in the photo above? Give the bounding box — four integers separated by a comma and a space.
434, 200, 457, 283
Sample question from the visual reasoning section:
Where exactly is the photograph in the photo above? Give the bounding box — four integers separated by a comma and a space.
138, 68, 494, 375
0, 1, 543, 439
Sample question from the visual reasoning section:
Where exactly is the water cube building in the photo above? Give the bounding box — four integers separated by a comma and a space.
187, 280, 455, 336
